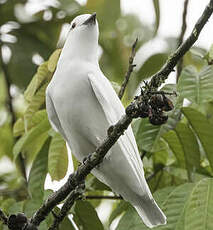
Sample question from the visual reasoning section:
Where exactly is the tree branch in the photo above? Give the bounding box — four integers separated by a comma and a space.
118, 38, 138, 100
149, 0, 213, 89
176, 0, 189, 81
1, 1, 210, 229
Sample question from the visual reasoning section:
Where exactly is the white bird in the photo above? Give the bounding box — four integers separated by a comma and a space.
46, 13, 166, 228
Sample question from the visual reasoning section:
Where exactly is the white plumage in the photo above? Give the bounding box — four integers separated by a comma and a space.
46, 13, 166, 228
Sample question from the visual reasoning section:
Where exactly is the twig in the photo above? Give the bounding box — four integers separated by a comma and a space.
141, 150, 147, 160
176, 0, 189, 81
146, 165, 165, 182
0, 44, 16, 126
48, 184, 84, 230
118, 38, 138, 99
83, 195, 122, 200
27, 1, 213, 229
148, 0, 213, 89
0, 209, 8, 225
49, 192, 122, 229
49, 193, 122, 229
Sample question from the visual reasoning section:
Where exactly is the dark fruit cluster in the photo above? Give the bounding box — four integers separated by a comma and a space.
8, 213, 28, 230
143, 94, 174, 125
129, 93, 174, 126
125, 89, 175, 126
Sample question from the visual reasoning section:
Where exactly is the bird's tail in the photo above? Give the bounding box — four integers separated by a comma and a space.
134, 197, 166, 228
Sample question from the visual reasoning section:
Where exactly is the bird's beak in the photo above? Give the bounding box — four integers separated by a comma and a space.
82, 13, 96, 26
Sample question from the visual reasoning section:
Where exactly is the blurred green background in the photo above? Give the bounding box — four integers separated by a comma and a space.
1, 0, 213, 230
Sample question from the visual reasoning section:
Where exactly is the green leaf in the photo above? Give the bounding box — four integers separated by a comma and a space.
48, 132, 68, 181
202, 102, 213, 124
13, 117, 50, 161
149, 169, 177, 191
116, 183, 195, 230
115, 205, 143, 230
153, 148, 168, 167
163, 121, 201, 180
163, 130, 186, 168
208, 43, 213, 63
167, 167, 206, 183
48, 49, 61, 72
109, 201, 130, 225
182, 107, 213, 171
23, 131, 49, 164
28, 138, 50, 200
72, 154, 79, 171
1, 198, 16, 215
74, 200, 104, 230
183, 47, 206, 71
13, 109, 48, 137
111, 81, 121, 95
60, 217, 76, 230
8, 201, 24, 214
24, 62, 50, 103
136, 118, 163, 152
136, 118, 174, 153
153, 186, 176, 204
178, 66, 213, 104
86, 175, 111, 191
84, 175, 110, 208
13, 118, 25, 137
158, 183, 195, 230
136, 53, 168, 82
24, 82, 49, 130
185, 178, 213, 230
24, 200, 42, 218
175, 122, 200, 180
84, 190, 104, 208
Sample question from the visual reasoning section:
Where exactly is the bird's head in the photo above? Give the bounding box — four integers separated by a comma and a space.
59, 13, 99, 63
70, 13, 97, 30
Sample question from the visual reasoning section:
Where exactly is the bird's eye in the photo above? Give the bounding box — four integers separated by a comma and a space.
72, 22, 76, 29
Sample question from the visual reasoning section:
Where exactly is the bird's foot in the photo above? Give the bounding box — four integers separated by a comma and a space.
107, 125, 114, 136
82, 153, 93, 165
68, 172, 77, 186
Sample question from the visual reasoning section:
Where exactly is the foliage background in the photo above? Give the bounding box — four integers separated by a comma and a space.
0, 0, 213, 229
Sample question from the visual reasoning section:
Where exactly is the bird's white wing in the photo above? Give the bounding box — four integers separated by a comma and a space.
46, 89, 67, 141
88, 72, 146, 181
